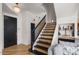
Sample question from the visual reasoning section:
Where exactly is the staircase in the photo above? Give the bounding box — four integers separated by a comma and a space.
33, 22, 56, 55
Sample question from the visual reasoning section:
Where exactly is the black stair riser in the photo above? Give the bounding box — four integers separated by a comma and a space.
46, 25, 55, 27
43, 29, 55, 30
40, 35, 53, 37
45, 27, 55, 28
44, 28, 55, 29
46, 26, 55, 27
43, 31, 54, 32
43, 28, 55, 31
39, 39, 52, 41
41, 34, 53, 36
42, 31, 54, 33
47, 23, 56, 25
43, 30, 54, 31
42, 32, 54, 34
46, 24, 56, 25
46, 25, 56, 26
39, 37, 52, 40
33, 50, 47, 55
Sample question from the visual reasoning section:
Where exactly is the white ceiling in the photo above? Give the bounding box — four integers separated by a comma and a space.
54, 3, 79, 19
3, 4, 17, 15
3, 3, 46, 15
22, 3, 45, 13
3, 3, 79, 19
43, 3, 56, 21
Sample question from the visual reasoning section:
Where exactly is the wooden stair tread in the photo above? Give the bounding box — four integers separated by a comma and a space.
41, 32, 53, 35
46, 25, 54, 27
43, 30, 54, 32
45, 26, 55, 28
34, 45, 48, 51
34, 47, 47, 54
41, 33, 53, 36
39, 36, 52, 39
43, 28, 55, 30
42, 30, 54, 33
37, 41, 51, 45
39, 39, 52, 43
37, 43, 50, 48
33, 22, 56, 55
47, 23, 56, 25
46, 24, 56, 26
44, 27, 55, 29
46, 25, 56, 26
46, 25, 55, 27
41, 35, 52, 38
39, 37, 52, 40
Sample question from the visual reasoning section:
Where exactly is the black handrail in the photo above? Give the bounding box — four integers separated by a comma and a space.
32, 15, 46, 32
35, 15, 46, 29
30, 15, 46, 51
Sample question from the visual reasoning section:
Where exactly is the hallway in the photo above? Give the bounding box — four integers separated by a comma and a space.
3, 44, 34, 55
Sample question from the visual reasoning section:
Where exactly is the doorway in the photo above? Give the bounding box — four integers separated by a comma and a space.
4, 15, 17, 48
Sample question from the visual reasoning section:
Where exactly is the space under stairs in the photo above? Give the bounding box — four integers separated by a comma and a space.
33, 22, 56, 55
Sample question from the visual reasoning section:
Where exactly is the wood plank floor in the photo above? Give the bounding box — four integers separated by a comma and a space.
2, 44, 34, 55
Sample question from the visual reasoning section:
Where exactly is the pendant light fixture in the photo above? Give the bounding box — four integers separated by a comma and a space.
13, 3, 21, 13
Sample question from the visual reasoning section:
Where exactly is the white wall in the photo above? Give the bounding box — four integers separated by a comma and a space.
59, 24, 73, 36
2, 13, 23, 45
34, 13, 46, 27
3, 11, 32, 45
19, 11, 46, 45
21, 12, 33, 45
0, 3, 3, 54
43, 3, 56, 23
54, 3, 77, 19
2, 3, 46, 46
49, 15, 78, 54
54, 3, 79, 38
3, 5, 23, 47
17, 13, 23, 44
2, 11, 33, 45
53, 15, 78, 45
3, 9, 46, 46
54, 3, 78, 38
57, 15, 77, 37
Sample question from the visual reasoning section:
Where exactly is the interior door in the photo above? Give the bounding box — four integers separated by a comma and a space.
4, 15, 17, 48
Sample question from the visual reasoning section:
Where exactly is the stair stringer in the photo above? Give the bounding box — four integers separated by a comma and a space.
32, 23, 47, 50
48, 24, 58, 55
